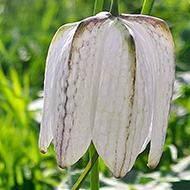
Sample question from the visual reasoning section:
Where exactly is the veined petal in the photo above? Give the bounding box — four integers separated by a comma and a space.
52, 12, 114, 168
39, 12, 175, 178
92, 19, 136, 178
120, 14, 175, 169
93, 16, 156, 177
39, 23, 79, 153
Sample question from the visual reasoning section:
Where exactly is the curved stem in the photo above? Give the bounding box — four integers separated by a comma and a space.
71, 143, 99, 190
90, 142, 99, 190
141, 0, 155, 15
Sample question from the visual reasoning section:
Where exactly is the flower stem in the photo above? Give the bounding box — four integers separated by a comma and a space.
93, 0, 104, 15
141, 0, 155, 15
71, 142, 99, 190
100, 0, 119, 16
90, 142, 99, 190
110, 0, 119, 16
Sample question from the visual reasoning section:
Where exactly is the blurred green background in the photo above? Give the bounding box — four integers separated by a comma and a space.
0, 0, 190, 189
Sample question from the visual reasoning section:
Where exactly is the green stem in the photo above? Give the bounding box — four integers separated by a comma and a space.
90, 142, 99, 190
71, 143, 99, 190
102, 0, 119, 16
141, 0, 155, 15
93, 0, 104, 15
110, 0, 119, 16
102, 0, 111, 11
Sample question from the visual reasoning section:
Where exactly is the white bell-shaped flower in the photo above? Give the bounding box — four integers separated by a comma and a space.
39, 12, 175, 178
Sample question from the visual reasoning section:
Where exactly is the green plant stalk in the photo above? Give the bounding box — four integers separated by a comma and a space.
71, 143, 99, 190
141, 0, 155, 15
102, 0, 119, 16
90, 142, 99, 190
93, 0, 104, 15
102, 0, 111, 11
110, 0, 119, 16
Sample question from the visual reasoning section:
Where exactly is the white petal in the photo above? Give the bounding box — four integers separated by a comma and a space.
40, 12, 175, 177
120, 14, 175, 169
39, 23, 79, 153
92, 17, 155, 177
52, 12, 113, 168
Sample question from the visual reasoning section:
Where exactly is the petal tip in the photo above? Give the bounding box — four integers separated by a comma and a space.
147, 162, 158, 169
147, 150, 161, 169
57, 160, 67, 169
58, 164, 67, 170
40, 148, 47, 154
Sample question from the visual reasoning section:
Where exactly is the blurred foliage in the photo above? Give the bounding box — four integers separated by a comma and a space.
0, 0, 189, 189
0, 67, 68, 189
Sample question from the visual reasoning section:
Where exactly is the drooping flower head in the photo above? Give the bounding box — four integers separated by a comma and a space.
39, 12, 175, 178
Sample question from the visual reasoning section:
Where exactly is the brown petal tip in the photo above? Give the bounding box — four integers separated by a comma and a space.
147, 163, 157, 169
40, 149, 47, 154
58, 163, 67, 169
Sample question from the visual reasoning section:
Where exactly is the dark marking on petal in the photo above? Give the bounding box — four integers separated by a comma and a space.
65, 128, 72, 153
40, 149, 46, 154
114, 140, 118, 173
119, 34, 136, 177
59, 79, 69, 163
